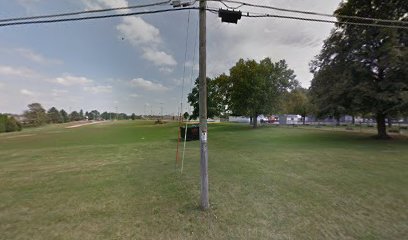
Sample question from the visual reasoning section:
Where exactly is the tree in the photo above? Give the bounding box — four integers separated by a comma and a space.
70, 111, 81, 121
188, 77, 226, 120
88, 110, 100, 120
60, 109, 69, 123
101, 112, 109, 120
6, 116, 22, 132
0, 114, 7, 133
118, 113, 128, 120
310, 1, 408, 138
47, 107, 62, 124
79, 109, 84, 120
284, 88, 313, 125
229, 58, 297, 128
183, 112, 190, 120
23, 103, 47, 127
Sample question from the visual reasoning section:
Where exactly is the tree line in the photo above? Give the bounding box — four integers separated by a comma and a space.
22, 103, 139, 127
188, 1, 407, 139
0, 103, 140, 133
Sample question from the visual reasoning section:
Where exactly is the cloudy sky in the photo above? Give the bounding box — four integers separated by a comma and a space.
0, 0, 341, 115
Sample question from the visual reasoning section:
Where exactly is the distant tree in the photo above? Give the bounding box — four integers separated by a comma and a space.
23, 103, 48, 127
79, 109, 84, 120
131, 113, 136, 120
283, 88, 313, 125
60, 109, 69, 123
188, 77, 225, 120
6, 116, 22, 132
70, 111, 81, 121
229, 58, 298, 128
118, 113, 128, 120
47, 107, 62, 124
183, 112, 189, 120
0, 114, 7, 133
88, 110, 100, 120
0, 114, 22, 133
310, 0, 408, 138
101, 112, 109, 120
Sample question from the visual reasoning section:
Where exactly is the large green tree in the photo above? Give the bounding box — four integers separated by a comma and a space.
187, 77, 227, 120
310, 0, 408, 138
229, 58, 297, 128
23, 103, 48, 127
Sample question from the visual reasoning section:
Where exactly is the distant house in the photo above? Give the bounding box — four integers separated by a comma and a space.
228, 115, 267, 124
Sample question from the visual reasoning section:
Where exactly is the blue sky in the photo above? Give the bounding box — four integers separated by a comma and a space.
0, 0, 341, 115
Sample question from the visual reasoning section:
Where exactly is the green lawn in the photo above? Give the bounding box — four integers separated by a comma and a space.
0, 121, 407, 239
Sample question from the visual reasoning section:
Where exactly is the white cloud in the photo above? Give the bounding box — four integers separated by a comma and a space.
15, 48, 63, 65
82, 0, 176, 68
83, 85, 113, 94
142, 48, 177, 66
205, 0, 341, 86
51, 89, 68, 97
82, 0, 128, 11
20, 89, 35, 96
0, 82, 4, 89
185, 60, 199, 71
16, 0, 41, 13
159, 67, 174, 74
130, 93, 140, 98
0, 65, 37, 78
117, 17, 161, 46
53, 75, 93, 86
130, 78, 168, 92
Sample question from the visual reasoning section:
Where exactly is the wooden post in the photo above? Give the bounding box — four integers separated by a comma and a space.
199, 0, 209, 210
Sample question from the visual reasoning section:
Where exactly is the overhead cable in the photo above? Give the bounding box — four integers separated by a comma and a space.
1, 7, 407, 30
208, 0, 408, 26
0, 0, 171, 23
206, 8, 408, 30
0, 7, 198, 27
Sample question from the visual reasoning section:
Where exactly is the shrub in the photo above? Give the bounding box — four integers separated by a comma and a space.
0, 115, 23, 133
0, 114, 6, 133
6, 117, 22, 132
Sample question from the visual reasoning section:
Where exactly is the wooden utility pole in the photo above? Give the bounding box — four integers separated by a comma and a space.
199, 0, 209, 210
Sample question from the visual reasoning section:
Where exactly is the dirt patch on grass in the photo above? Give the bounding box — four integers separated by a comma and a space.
5, 134, 36, 139
65, 121, 103, 129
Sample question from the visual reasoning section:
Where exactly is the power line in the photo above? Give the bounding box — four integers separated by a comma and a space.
0, 7, 198, 27
1, 6, 407, 30
208, 0, 408, 26
0, 1, 172, 23
206, 8, 408, 30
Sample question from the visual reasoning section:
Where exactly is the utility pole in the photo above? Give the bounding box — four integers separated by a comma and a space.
199, 0, 209, 210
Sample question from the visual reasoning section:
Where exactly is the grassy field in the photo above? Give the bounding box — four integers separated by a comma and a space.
0, 121, 407, 239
